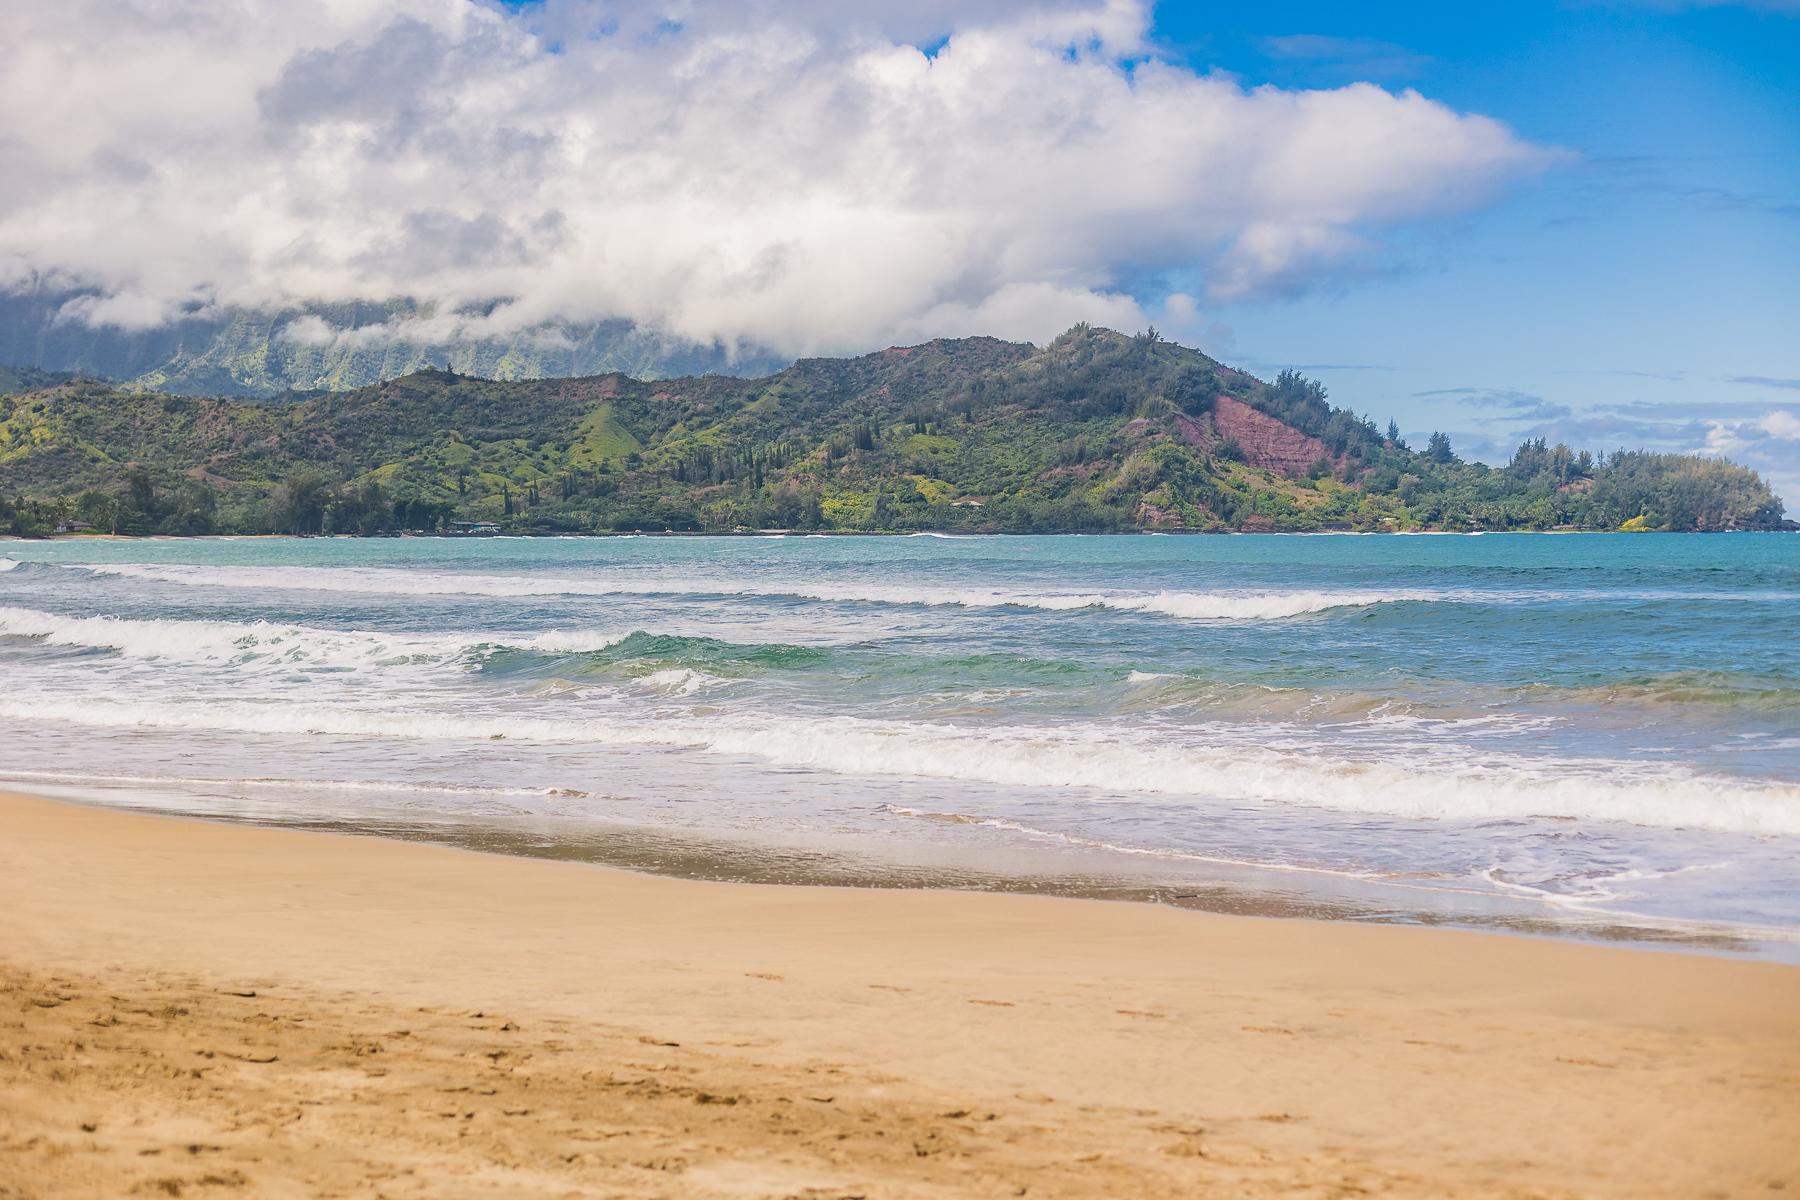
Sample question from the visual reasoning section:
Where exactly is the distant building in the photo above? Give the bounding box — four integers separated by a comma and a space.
55, 520, 94, 533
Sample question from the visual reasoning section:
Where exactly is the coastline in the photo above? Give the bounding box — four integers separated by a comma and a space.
2, 789, 1796, 1198
18, 779, 1789, 958
9, 527, 1800, 542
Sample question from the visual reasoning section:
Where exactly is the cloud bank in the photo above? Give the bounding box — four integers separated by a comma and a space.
1, 0, 1554, 355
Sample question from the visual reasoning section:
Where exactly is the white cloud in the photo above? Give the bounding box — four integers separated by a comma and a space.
1704, 409, 1800, 453
1761, 410, 1800, 439
276, 315, 338, 346
0, 0, 1555, 355
52, 291, 181, 332
1700, 410, 1800, 507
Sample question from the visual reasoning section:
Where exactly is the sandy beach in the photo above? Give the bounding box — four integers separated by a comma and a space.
1, 789, 1796, 1199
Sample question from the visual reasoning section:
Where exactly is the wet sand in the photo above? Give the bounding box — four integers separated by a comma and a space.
1, 790, 1796, 1198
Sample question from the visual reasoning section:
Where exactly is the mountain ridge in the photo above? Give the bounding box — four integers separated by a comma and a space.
0, 290, 789, 396
0, 326, 1787, 536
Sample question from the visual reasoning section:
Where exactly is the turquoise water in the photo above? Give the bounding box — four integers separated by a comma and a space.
2, 532, 1797, 949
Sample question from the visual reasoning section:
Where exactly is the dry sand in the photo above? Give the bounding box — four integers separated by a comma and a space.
0, 790, 1795, 1200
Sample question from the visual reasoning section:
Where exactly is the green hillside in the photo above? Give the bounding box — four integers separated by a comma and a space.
0, 363, 80, 397
0, 326, 1786, 536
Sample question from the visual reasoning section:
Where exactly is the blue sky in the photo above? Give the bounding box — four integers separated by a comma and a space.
1140, 1, 1800, 489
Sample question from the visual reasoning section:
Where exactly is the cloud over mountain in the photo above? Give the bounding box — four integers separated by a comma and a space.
1, 0, 1554, 355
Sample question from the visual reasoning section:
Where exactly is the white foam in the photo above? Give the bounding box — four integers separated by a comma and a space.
0, 766, 571, 800
510, 630, 635, 654
883, 805, 1402, 880
635, 667, 733, 695
1478, 861, 1735, 910
795, 585, 1413, 620
0, 558, 18, 571
1112, 591, 1395, 620
2, 692, 1794, 837
880, 805, 1800, 936
61, 562, 1428, 621
0, 606, 626, 672
1127, 670, 1174, 682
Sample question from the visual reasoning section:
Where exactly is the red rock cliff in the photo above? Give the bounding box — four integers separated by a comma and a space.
1175, 396, 1334, 475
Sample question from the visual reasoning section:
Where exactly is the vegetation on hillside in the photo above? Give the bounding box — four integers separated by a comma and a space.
0, 326, 1786, 536
0, 363, 81, 397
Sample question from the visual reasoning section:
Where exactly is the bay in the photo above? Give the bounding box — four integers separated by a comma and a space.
3, 531, 1796, 955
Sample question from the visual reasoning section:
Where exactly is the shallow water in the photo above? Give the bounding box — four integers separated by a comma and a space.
2, 532, 1797, 954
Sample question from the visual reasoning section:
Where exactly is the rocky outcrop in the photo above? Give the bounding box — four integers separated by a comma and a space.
1134, 499, 1185, 527
1174, 397, 1335, 475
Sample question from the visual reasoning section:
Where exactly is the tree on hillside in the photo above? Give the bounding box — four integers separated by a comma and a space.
327, 478, 393, 535
1587, 450, 1782, 531
75, 490, 122, 535
1, 492, 54, 537
267, 473, 328, 534
166, 478, 217, 535
1161, 363, 1220, 416
123, 465, 156, 514
1507, 438, 1592, 487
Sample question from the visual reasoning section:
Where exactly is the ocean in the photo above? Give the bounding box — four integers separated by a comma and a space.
3, 532, 1796, 956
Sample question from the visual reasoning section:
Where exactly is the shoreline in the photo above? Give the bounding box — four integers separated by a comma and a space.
10, 527, 1800, 542
18, 782, 1794, 961
2, 788, 1796, 1197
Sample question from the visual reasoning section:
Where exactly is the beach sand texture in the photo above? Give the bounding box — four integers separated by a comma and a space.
1, 791, 1796, 1199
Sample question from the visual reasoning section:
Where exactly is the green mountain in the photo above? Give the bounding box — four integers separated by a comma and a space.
0, 363, 81, 396
0, 325, 1787, 536
0, 291, 789, 397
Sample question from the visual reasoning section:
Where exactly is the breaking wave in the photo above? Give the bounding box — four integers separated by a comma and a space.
1, 691, 1794, 837
58, 561, 1420, 620
0, 606, 627, 673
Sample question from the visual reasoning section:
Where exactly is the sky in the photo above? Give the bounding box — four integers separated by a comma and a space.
1142, 0, 1800, 500
2, 0, 1795, 496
